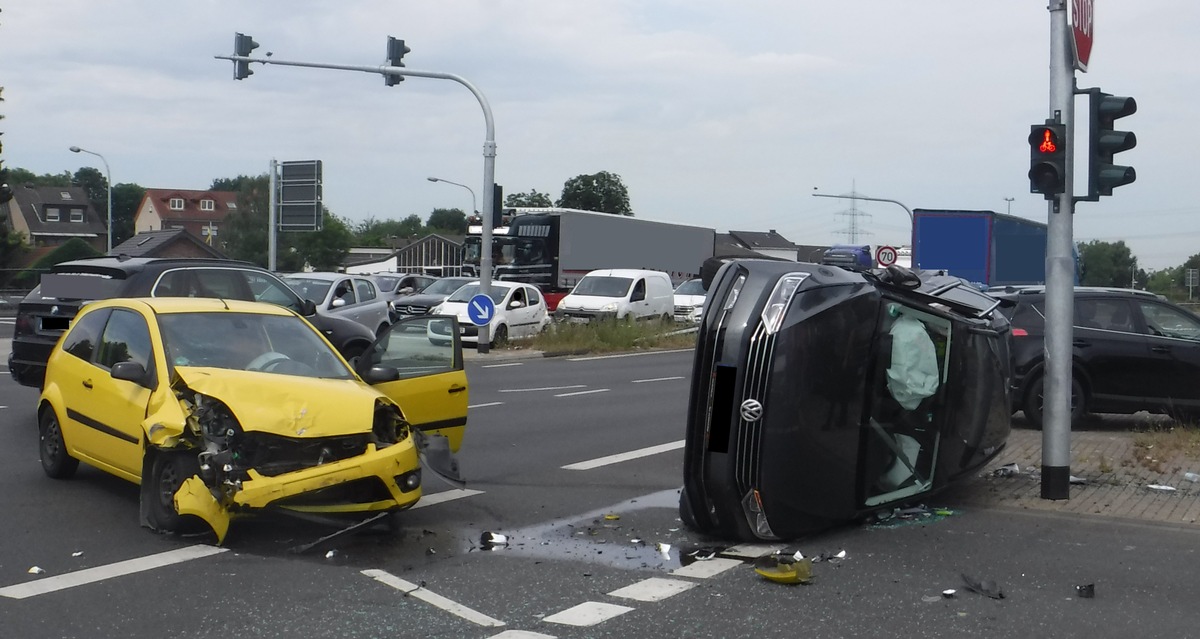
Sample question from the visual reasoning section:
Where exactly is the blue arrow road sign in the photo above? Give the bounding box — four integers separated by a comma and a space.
467, 294, 496, 327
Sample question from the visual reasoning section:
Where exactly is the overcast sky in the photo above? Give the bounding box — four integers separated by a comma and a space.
3, 1, 1197, 270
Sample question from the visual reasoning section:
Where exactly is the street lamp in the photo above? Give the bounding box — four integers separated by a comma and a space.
69, 146, 113, 253
427, 176, 477, 215
811, 189, 914, 247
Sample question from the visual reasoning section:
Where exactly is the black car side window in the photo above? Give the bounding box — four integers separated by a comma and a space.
1139, 302, 1200, 341
62, 308, 112, 363
97, 309, 153, 371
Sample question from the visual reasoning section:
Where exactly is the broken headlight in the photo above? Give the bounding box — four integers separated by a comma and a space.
372, 401, 407, 448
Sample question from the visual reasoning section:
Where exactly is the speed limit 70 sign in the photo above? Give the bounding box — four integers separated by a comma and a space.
875, 245, 898, 267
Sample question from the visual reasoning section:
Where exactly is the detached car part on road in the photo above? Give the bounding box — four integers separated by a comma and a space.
36, 297, 469, 543
680, 260, 1013, 541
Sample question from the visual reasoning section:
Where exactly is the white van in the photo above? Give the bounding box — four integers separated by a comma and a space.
555, 268, 674, 323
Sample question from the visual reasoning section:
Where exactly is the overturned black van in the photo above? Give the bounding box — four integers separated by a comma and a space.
680, 260, 1013, 541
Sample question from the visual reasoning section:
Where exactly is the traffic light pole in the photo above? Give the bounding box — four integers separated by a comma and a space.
216, 48, 498, 352
1041, 0, 1075, 500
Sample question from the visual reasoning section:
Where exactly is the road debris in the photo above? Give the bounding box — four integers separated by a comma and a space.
71, 551, 83, 557
603, 513, 621, 521
656, 543, 672, 560
324, 550, 339, 560
942, 589, 957, 598
27, 567, 46, 575
992, 462, 1022, 477
960, 573, 1005, 599
480, 531, 509, 549
1069, 475, 1087, 484
1147, 484, 1177, 492
753, 555, 813, 585
1075, 583, 1095, 598
1184, 472, 1200, 483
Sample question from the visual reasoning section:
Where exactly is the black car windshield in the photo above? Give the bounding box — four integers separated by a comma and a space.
675, 279, 706, 296
423, 278, 473, 296
572, 276, 633, 298
158, 312, 354, 379
447, 284, 510, 304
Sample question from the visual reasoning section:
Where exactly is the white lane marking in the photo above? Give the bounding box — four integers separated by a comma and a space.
362, 569, 505, 627
607, 577, 696, 602
631, 376, 684, 383
721, 543, 784, 558
561, 440, 684, 471
554, 388, 610, 398
0, 545, 227, 600
469, 401, 504, 409
567, 349, 692, 362
542, 601, 633, 627
413, 488, 484, 509
499, 385, 586, 393
481, 362, 524, 369
488, 631, 556, 639
671, 557, 742, 579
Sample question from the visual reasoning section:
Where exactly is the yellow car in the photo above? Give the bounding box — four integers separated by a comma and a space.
36, 297, 469, 544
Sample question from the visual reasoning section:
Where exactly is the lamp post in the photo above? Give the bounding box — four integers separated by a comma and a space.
1004, 197, 1015, 215
427, 176, 477, 215
811, 189, 914, 247
69, 146, 113, 253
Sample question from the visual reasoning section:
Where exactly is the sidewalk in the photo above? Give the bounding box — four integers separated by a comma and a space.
953, 427, 1200, 527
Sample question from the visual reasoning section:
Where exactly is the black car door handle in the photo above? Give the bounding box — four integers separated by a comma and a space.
1151, 346, 1171, 353
448, 385, 467, 394
1072, 340, 1091, 348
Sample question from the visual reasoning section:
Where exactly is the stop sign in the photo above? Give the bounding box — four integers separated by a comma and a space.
1071, 0, 1094, 72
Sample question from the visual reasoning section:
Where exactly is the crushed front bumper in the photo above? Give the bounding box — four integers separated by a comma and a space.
174, 439, 422, 544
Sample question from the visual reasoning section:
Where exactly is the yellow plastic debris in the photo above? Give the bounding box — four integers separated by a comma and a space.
755, 557, 813, 584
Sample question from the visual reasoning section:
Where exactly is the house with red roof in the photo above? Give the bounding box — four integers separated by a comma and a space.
134, 188, 238, 247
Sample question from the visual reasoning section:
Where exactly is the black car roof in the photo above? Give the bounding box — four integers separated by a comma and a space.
50, 256, 259, 277
989, 286, 1163, 302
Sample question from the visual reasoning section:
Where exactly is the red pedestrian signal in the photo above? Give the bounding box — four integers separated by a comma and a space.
1028, 122, 1066, 198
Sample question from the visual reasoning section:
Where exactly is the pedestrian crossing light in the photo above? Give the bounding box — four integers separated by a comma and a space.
234, 32, 259, 80
1085, 89, 1137, 199
385, 37, 411, 86
1028, 121, 1066, 198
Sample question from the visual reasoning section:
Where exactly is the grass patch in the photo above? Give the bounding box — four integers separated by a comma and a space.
518, 319, 698, 354
1130, 422, 1200, 473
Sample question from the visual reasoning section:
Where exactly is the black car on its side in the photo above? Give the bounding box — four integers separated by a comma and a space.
681, 260, 1013, 541
8, 257, 378, 389
991, 286, 1200, 427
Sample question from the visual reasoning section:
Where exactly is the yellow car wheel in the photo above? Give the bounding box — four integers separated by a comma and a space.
39, 408, 79, 479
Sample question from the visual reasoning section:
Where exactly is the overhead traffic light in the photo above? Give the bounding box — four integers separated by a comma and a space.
385, 37, 411, 86
1028, 121, 1066, 198
234, 32, 259, 80
1085, 89, 1137, 199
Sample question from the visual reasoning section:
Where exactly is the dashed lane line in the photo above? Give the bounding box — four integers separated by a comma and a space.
607, 577, 696, 602
0, 545, 228, 600
498, 385, 586, 393
488, 631, 555, 639
566, 349, 692, 362
561, 440, 684, 471
469, 401, 504, 409
554, 388, 610, 398
670, 557, 742, 579
412, 488, 484, 509
481, 362, 524, 369
362, 569, 506, 627
542, 601, 634, 627
631, 376, 685, 383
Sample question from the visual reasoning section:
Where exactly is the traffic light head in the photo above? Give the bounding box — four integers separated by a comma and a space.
1028, 122, 1066, 198
1088, 90, 1137, 198
385, 37, 411, 86
234, 32, 259, 80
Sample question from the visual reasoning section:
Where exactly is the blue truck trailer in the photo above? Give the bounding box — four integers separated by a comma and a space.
911, 209, 1049, 288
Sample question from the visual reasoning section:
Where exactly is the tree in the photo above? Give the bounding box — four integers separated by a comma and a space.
505, 189, 553, 208
0, 219, 26, 287
354, 215, 424, 247
72, 166, 108, 220
111, 182, 145, 246
12, 238, 101, 287
557, 171, 632, 215
7, 167, 72, 187
1077, 240, 1137, 287
427, 208, 468, 235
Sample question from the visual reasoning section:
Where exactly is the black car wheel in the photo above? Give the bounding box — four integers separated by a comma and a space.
491, 324, 508, 347
146, 451, 200, 533
1023, 374, 1085, 430
39, 408, 79, 479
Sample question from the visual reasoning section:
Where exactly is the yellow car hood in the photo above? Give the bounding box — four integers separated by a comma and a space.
175, 367, 388, 438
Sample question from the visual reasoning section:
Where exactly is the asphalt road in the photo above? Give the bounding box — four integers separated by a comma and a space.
2, 345, 1199, 637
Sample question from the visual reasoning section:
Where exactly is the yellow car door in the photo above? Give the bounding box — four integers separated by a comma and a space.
359, 315, 469, 451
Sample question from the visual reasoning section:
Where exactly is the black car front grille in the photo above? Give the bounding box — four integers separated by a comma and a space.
236, 432, 371, 477
735, 322, 774, 494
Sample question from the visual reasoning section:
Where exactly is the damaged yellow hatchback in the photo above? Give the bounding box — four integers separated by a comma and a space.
36, 297, 468, 543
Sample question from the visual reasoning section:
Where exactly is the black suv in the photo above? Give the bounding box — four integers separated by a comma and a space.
8, 257, 377, 388
993, 286, 1200, 427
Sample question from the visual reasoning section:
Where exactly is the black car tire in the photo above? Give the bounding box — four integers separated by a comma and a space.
491, 324, 508, 347
146, 451, 201, 533
39, 408, 79, 479
1023, 374, 1085, 430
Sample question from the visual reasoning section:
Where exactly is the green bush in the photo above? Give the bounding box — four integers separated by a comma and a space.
524, 318, 697, 354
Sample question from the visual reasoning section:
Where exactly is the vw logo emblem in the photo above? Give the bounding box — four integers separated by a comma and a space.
740, 399, 764, 422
